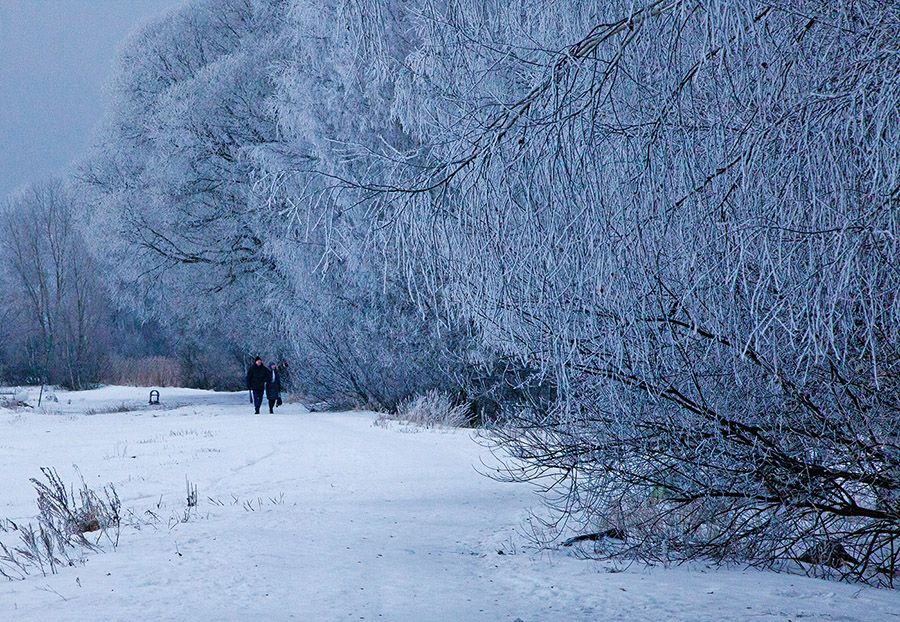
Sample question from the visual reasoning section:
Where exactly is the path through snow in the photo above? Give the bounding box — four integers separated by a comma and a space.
1, 386, 898, 621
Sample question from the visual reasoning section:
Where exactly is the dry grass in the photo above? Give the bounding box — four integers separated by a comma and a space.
385, 390, 471, 429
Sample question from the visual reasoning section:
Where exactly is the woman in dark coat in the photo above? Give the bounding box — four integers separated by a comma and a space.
265, 362, 282, 414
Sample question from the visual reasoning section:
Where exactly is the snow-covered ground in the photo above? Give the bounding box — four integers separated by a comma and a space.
1, 386, 898, 621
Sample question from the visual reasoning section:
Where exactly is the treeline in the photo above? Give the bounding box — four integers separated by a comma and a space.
0, 180, 108, 388
0, 180, 242, 389
4, 0, 899, 584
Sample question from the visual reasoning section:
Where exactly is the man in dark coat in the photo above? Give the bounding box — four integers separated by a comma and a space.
246, 356, 269, 414
265, 362, 282, 414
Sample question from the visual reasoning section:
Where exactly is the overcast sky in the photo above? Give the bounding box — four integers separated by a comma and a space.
0, 0, 186, 199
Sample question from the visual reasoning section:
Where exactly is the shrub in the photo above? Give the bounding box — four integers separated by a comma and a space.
393, 390, 470, 429
107, 355, 184, 387
0, 468, 121, 580
31, 467, 121, 547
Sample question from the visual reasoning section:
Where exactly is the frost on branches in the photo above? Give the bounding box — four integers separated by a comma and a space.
376, 0, 900, 585
76, 0, 900, 584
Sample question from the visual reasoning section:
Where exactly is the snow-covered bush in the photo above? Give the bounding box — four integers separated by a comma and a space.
393, 390, 470, 429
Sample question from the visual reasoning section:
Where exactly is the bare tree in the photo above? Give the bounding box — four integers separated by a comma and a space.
0, 180, 107, 388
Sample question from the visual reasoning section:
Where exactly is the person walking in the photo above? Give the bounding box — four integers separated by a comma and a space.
246, 356, 269, 414
265, 362, 282, 414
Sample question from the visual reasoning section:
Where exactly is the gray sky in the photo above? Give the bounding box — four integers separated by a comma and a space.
0, 0, 186, 199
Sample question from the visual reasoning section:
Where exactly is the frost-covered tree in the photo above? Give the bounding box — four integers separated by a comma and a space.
80, 0, 283, 364
79, 0, 473, 403
76, 0, 900, 582
261, 0, 475, 408
348, 0, 900, 584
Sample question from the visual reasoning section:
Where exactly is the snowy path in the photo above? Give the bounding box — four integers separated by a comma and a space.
1, 387, 898, 621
